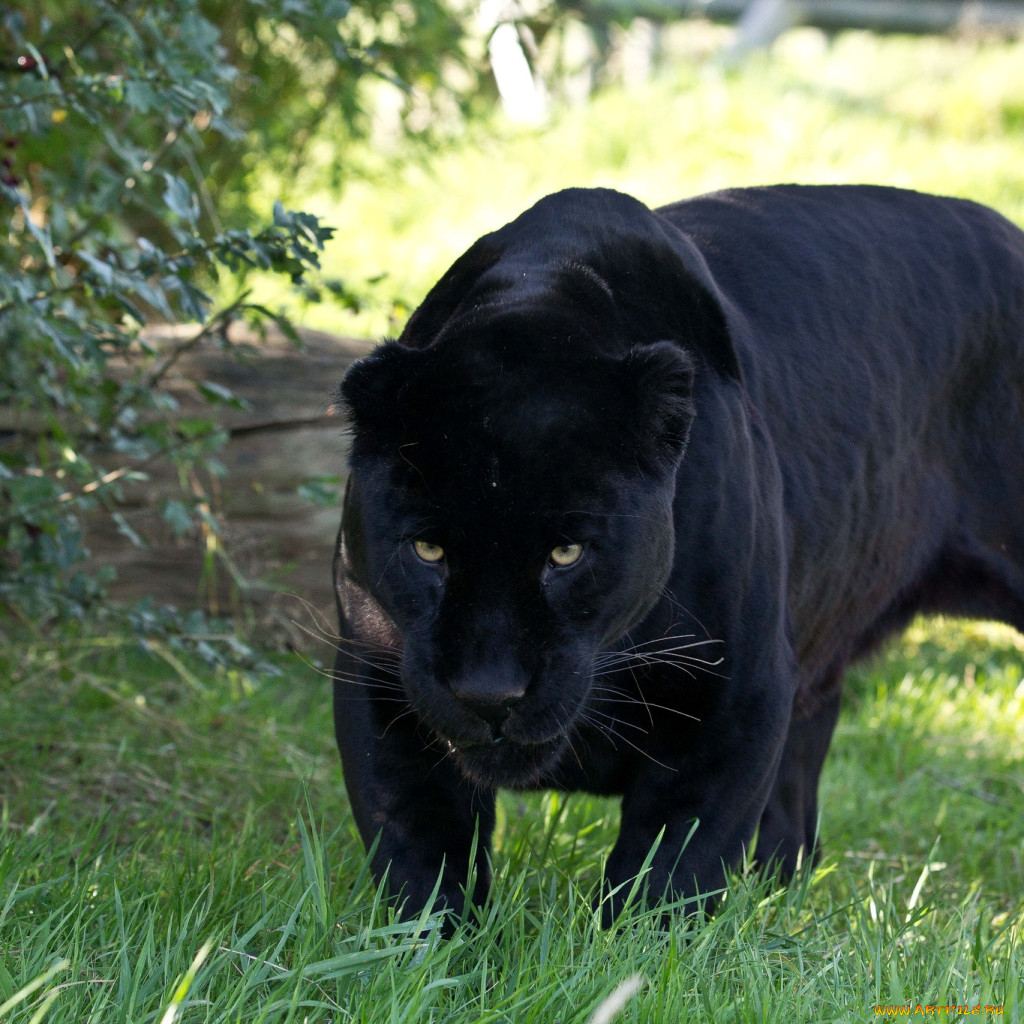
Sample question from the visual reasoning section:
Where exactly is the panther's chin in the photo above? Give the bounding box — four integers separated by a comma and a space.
448, 734, 566, 789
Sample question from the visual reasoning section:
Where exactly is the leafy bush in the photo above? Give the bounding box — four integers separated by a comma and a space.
0, 0, 468, 628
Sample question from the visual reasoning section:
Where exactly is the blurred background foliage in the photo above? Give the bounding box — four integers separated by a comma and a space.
0, 0, 478, 637
2, 0, 1024, 644
290, 23, 1024, 338
197, 0, 475, 217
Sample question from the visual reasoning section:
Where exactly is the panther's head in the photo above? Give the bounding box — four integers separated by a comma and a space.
335, 190, 737, 788
337, 312, 696, 789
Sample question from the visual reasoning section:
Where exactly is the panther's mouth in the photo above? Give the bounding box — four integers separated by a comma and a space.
445, 733, 565, 789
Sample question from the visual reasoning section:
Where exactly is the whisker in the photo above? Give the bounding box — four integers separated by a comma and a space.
638, 645, 724, 663
379, 705, 420, 739
286, 609, 407, 681
331, 673, 404, 693
334, 654, 403, 677
576, 711, 619, 752
590, 687, 701, 723
559, 703, 587, 771
581, 706, 651, 735
596, 646, 723, 667
594, 648, 728, 681
333, 694, 408, 705
576, 711, 678, 774
596, 654, 698, 677
331, 640, 403, 673
613, 634, 723, 652
294, 654, 402, 694
279, 593, 344, 645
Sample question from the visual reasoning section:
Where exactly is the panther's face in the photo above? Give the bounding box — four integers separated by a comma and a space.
343, 453, 679, 787
339, 322, 696, 788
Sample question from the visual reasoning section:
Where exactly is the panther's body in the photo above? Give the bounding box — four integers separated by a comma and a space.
333, 185, 1024, 920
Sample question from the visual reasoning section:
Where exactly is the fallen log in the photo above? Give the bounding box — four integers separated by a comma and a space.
77, 325, 372, 650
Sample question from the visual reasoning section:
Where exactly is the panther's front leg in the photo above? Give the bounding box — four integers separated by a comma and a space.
601, 671, 792, 923
333, 648, 496, 923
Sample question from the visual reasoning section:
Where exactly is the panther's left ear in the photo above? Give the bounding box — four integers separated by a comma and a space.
622, 341, 696, 470
338, 340, 424, 452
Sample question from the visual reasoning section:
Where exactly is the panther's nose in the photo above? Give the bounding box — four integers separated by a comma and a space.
449, 673, 527, 739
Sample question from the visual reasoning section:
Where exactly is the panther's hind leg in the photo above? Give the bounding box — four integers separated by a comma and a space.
754, 681, 842, 878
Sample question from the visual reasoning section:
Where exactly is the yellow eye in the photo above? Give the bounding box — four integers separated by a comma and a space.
413, 539, 445, 564
549, 543, 582, 568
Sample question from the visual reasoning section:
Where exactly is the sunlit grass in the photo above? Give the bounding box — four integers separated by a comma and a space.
252, 27, 1024, 339
1, 616, 1021, 1020
829, 620, 1024, 914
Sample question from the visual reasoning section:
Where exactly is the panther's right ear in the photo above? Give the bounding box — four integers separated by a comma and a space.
338, 340, 424, 445
621, 340, 696, 471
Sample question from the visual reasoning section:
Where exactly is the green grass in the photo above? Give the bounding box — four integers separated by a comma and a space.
258, 26, 1024, 339
1, 617, 1021, 1022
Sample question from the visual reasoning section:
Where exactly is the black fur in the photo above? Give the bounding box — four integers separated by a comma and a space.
332, 185, 1024, 923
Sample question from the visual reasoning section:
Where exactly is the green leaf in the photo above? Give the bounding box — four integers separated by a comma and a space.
175, 417, 217, 440
25, 218, 56, 270
112, 512, 145, 548
163, 175, 199, 225
161, 500, 194, 537
197, 380, 249, 410
123, 79, 158, 113
78, 251, 115, 288
297, 476, 342, 507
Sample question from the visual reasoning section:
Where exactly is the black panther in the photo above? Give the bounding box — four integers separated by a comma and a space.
332, 185, 1024, 922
